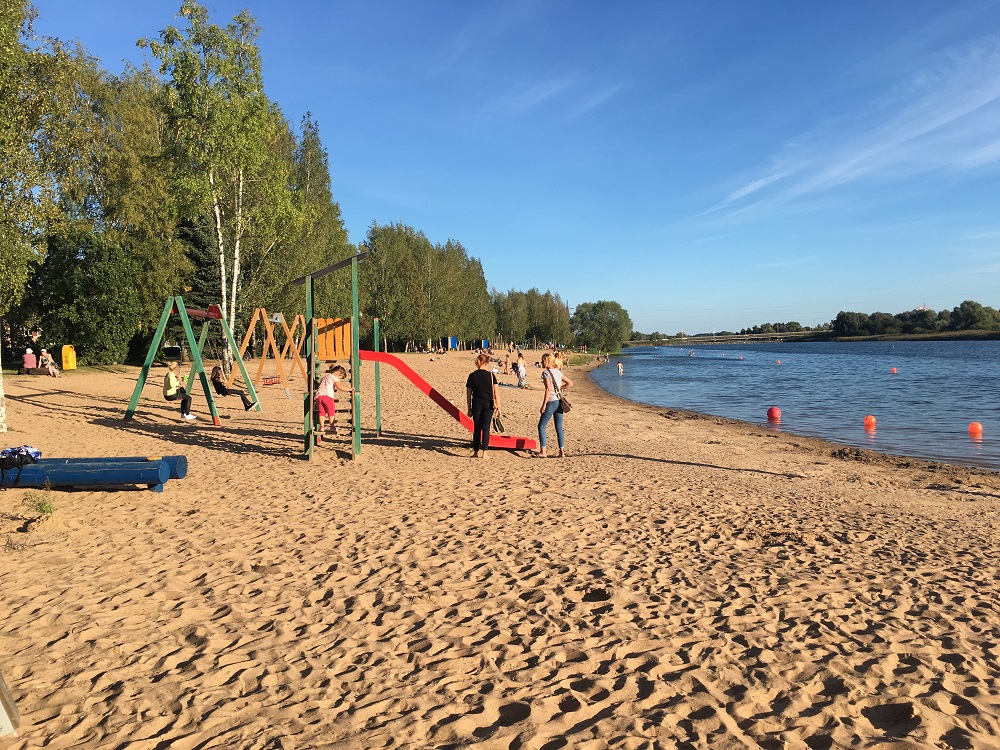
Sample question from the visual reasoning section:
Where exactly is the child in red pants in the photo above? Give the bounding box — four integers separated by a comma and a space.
316, 365, 352, 432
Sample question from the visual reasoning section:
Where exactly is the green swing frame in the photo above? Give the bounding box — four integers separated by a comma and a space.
124, 296, 260, 426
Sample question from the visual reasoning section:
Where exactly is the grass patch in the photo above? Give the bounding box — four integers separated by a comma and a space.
20, 489, 55, 517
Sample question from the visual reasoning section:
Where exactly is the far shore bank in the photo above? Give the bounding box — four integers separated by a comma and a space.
626, 328, 1000, 346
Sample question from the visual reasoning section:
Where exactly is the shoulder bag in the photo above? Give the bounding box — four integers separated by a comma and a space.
547, 368, 572, 413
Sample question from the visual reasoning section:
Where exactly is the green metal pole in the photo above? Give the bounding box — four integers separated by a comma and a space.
125, 296, 174, 420
373, 317, 382, 437
198, 320, 210, 359
304, 275, 315, 458
221, 318, 259, 409
176, 298, 220, 426
351, 255, 362, 457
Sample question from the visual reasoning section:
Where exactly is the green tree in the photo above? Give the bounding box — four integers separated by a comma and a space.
833, 311, 870, 337
141, 1, 298, 367
950, 300, 999, 331
30, 227, 141, 365
99, 65, 192, 329
452, 251, 495, 342
571, 300, 633, 352
360, 222, 420, 348
492, 289, 529, 345
285, 114, 354, 318
0, 0, 92, 430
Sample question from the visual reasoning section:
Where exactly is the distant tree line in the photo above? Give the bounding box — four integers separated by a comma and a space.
831, 301, 1000, 337
491, 288, 571, 348
630, 300, 999, 343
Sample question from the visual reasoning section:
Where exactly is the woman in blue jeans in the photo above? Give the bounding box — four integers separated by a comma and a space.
536, 352, 573, 458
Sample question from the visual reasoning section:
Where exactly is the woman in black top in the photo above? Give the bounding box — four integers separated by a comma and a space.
465, 353, 501, 458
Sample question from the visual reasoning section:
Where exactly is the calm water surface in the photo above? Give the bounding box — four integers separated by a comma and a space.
590, 341, 1000, 470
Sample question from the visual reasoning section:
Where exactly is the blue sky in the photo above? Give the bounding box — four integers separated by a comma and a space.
31, 1, 1000, 334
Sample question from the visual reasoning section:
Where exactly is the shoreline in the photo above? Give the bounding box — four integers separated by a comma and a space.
2, 353, 999, 747
583, 357, 998, 476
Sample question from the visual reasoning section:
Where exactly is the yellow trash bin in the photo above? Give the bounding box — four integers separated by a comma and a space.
61, 345, 77, 370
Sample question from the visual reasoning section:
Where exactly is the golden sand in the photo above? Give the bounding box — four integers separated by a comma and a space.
1, 352, 998, 748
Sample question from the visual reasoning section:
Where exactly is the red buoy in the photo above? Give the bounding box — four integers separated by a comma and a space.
767, 406, 781, 421
776, 360, 781, 365
864, 415, 876, 428
890, 367, 897, 374
969, 422, 983, 436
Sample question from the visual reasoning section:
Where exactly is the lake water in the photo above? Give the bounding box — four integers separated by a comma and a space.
590, 341, 1000, 470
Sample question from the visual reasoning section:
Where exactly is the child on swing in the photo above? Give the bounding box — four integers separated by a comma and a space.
210, 366, 257, 411
316, 365, 353, 433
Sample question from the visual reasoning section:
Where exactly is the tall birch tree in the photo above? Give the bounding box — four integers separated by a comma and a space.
141, 1, 292, 367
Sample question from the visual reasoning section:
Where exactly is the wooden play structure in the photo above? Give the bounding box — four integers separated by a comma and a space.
317, 317, 352, 360
294, 255, 366, 458
294, 253, 537, 459
230, 308, 307, 397
124, 296, 260, 426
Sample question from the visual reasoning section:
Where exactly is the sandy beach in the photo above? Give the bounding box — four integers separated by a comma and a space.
1, 351, 999, 749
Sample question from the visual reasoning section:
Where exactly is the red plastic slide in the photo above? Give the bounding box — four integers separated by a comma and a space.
359, 350, 537, 451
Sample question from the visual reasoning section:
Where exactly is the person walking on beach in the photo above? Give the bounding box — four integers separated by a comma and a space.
536, 352, 573, 458
466, 353, 501, 458
516, 351, 527, 388
210, 366, 256, 411
163, 361, 196, 420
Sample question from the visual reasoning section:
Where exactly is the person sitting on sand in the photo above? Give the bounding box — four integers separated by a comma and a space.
316, 364, 353, 433
38, 349, 61, 378
19, 347, 37, 375
210, 366, 256, 411
163, 361, 196, 420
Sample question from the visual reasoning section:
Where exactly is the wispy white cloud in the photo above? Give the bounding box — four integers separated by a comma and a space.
476, 75, 622, 123
964, 228, 1000, 240
751, 254, 818, 270
502, 77, 574, 116
567, 83, 624, 118
705, 36, 1000, 221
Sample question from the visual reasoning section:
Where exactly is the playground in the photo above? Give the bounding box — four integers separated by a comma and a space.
122, 257, 539, 461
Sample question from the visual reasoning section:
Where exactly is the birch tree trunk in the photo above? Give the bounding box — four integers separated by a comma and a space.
209, 169, 234, 373
227, 166, 244, 374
